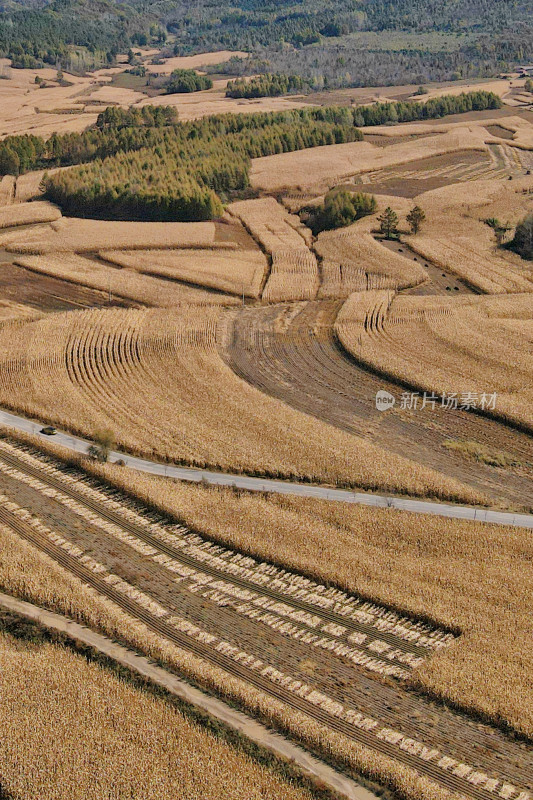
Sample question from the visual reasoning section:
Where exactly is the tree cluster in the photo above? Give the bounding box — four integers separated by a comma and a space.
226, 74, 310, 99
303, 191, 377, 235
165, 69, 212, 94
510, 214, 533, 260
41, 106, 365, 221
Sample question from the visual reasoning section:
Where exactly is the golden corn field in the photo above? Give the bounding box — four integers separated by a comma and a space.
315, 211, 426, 296
229, 198, 320, 301
0, 628, 317, 800
0, 201, 62, 229
335, 291, 533, 430
0, 83, 532, 800
0, 511, 465, 800
100, 246, 268, 298
0, 430, 531, 800
0, 306, 481, 500
406, 177, 533, 293
250, 127, 489, 192
2, 216, 217, 252
14, 253, 238, 306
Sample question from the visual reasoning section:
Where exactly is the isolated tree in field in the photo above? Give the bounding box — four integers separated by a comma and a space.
88, 429, 115, 462
510, 213, 533, 259
484, 216, 512, 246
406, 205, 426, 234
525, 78, 533, 93
378, 206, 399, 239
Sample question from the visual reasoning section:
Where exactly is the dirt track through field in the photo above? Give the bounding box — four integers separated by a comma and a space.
0, 439, 531, 800
224, 302, 533, 509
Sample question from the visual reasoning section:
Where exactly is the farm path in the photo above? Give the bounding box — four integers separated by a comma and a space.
0, 592, 378, 800
224, 301, 533, 510
0, 439, 531, 800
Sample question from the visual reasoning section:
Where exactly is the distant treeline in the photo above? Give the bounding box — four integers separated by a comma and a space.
0, 91, 502, 221
226, 74, 310, 99
0, 0, 531, 88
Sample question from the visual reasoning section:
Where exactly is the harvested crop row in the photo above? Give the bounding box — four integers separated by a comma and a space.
13, 254, 238, 307
335, 292, 533, 430
0, 432, 531, 800
2, 216, 216, 252
0, 306, 483, 501
100, 247, 269, 299
228, 198, 319, 301
0, 201, 61, 229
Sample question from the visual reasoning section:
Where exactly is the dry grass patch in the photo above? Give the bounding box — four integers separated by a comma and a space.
408, 177, 533, 293
0, 617, 319, 800
3, 216, 216, 253
0, 201, 61, 229
335, 291, 533, 430
0, 305, 483, 501
101, 247, 268, 298
14, 253, 237, 307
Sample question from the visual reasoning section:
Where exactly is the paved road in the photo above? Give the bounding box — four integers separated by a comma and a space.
1, 406, 532, 530
0, 592, 379, 800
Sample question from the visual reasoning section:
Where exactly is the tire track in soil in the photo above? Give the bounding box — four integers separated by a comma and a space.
0, 442, 530, 800
223, 301, 533, 509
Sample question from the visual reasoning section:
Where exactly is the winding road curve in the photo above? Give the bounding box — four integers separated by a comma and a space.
0, 405, 532, 529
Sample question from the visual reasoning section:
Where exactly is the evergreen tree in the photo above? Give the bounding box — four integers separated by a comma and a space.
0, 146, 20, 176
510, 214, 533, 260
378, 207, 399, 239
406, 205, 426, 235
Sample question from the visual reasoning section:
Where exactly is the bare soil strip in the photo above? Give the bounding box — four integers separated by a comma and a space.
0, 440, 531, 800
224, 302, 533, 509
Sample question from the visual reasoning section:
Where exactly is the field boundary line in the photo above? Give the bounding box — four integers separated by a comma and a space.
0, 591, 378, 800
0, 408, 532, 529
